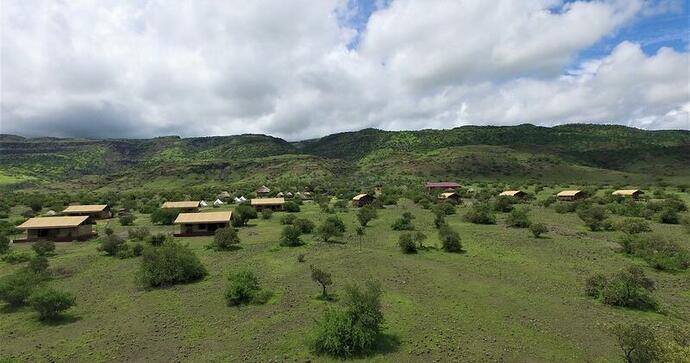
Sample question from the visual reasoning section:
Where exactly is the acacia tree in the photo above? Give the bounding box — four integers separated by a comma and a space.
310, 265, 333, 299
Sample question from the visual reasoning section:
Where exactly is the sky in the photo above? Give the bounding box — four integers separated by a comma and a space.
1, 0, 688, 140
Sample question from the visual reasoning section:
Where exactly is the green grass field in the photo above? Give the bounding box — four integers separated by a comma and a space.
1, 195, 689, 362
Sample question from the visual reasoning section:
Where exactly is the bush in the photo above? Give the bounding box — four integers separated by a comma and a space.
529, 223, 548, 238
616, 218, 652, 234
437, 202, 456, 215
118, 213, 136, 226
280, 214, 297, 225
398, 233, 417, 254
28, 254, 49, 275
139, 241, 208, 287
29, 288, 76, 320
391, 212, 414, 231
32, 240, 55, 256
611, 323, 662, 363
658, 208, 679, 224
310, 265, 333, 299
232, 205, 257, 227
0, 270, 42, 306
585, 266, 657, 310
356, 206, 378, 227
620, 234, 689, 271
317, 216, 346, 242
0, 234, 9, 255
261, 209, 273, 220
150, 208, 180, 225
310, 281, 384, 357
225, 270, 271, 306
682, 215, 690, 234
505, 207, 531, 228
577, 205, 610, 231
98, 235, 126, 256
493, 196, 515, 212
463, 203, 496, 224
1, 250, 32, 264
148, 233, 168, 246
297, 254, 306, 263
553, 201, 578, 214
210, 227, 240, 251
284, 201, 301, 213
128, 227, 150, 241
433, 209, 446, 229
280, 225, 303, 247
294, 218, 316, 234
439, 226, 463, 253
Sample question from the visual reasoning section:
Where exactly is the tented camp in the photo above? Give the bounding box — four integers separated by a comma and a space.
45, 210, 57, 216
62, 204, 112, 221
251, 197, 285, 210
612, 189, 644, 199
161, 201, 201, 213
499, 190, 527, 199
438, 192, 462, 204
256, 186, 271, 197
15, 216, 96, 242
352, 193, 376, 207
213, 199, 224, 206
199, 200, 209, 207
557, 190, 584, 201
425, 182, 461, 191
174, 211, 232, 236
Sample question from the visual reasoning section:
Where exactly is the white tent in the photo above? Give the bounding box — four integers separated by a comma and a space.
45, 210, 57, 216
213, 199, 224, 206
239, 196, 247, 202
199, 200, 208, 207
233, 197, 242, 204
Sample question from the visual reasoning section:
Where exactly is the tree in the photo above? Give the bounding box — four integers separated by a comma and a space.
356, 227, 365, 251
232, 205, 257, 227
439, 226, 463, 253
0, 234, 10, 255
28, 254, 49, 275
391, 212, 414, 231
0, 270, 42, 306
32, 240, 55, 256
529, 223, 548, 238
317, 216, 346, 242
294, 218, 316, 234
616, 218, 651, 234
98, 235, 126, 256
280, 225, 303, 247
225, 270, 271, 306
398, 233, 417, 254
356, 206, 378, 227
150, 208, 180, 225
310, 265, 333, 299
433, 209, 446, 229
506, 207, 531, 228
119, 213, 136, 226
29, 288, 76, 321
211, 227, 240, 250
577, 205, 609, 231
612, 323, 662, 363
586, 266, 658, 310
139, 241, 207, 287
463, 203, 496, 224
493, 196, 515, 213
280, 214, 297, 225
284, 201, 301, 212
414, 231, 427, 249
261, 208, 273, 220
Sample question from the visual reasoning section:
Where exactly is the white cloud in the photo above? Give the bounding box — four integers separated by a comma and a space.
1, 0, 688, 140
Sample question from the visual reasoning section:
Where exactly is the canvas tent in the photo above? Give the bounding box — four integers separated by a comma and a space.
16, 216, 96, 242
174, 211, 232, 236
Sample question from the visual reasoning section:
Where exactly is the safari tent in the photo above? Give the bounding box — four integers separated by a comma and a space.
161, 201, 201, 213
425, 182, 461, 191
62, 204, 112, 220
251, 197, 286, 210
612, 189, 644, 199
439, 192, 462, 204
352, 193, 376, 207
557, 190, 584, 201
15, 216, 96, 242
499, 190, 527, 199
174, 211, 232, 236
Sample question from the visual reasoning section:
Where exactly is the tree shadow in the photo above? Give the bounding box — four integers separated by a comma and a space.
39, 313, 81, 326
315, 293, 339, 302
1, 304, 27, 314
371, 333, 402, 356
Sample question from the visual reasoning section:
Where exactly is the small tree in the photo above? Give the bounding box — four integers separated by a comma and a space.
463, 203, 496, 224
232, 205, 257, 227
280, 214, 297, 225
119, 213, 136, 226
414, 231, 427, 249
612, 323, 662, 363
439, 226, 463, 253
225, 270, 271, 306
577, 205, 609, 231
29, 288, 76, 321
310, 265, 333, 299
139, 241, 208, 287
391, 212, 415, 231
284, 201, 301, 213
280, 225, 303, 247
0, 270, 42, 306
150, 208, 180, 225
616, 218, 652, 234
433, 209, 446, 229
493, 196, 515, 213
529, 223, 548, 238
98, 235, 126, 256
0, 234, 10, 255
261, 209, 273, 220
294, 218, 316, 234
398, 233, 418, 254
211, 227, 240, 251
356, 206, 378, 227
317, 216, 346, 242
32, 240, 55, 256
128, 227, 150, 241
506, 207, 531, 228
356, 227, 365, 251
28, 254, 49, 275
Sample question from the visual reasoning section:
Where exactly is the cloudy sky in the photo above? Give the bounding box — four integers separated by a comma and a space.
1, 0, 688, 140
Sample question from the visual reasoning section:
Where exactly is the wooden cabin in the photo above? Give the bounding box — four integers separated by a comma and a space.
62, 204, 112, 222
161, 201, 201, 213
352, 193, 376, 207
251, 197, 285, 210
256, 186, 271, 197
557, 190, 584, 201
174, 211, 232, 237
15, 216, 96, 242
425, 182, 461, 192
499, 190, 527, 199
612, 189, 644, 199
438, 192, 462, 204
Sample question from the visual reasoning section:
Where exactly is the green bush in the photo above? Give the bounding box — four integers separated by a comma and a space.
317, 216, 346, 242
98, 235, 126, 256
210, 227, 241, 251
119, 213, 136, 226
505, 207, 531, 228
529, 223, 548, 238
280, 214, 297, 225
0, 270, 42, 306
1, 250, 32, 264
553, 201, 578, 214
294, 218, 315, 234
128, 227, 150, 241
139, 241, 207, 287
29, 288, 76, 320
493, 196, 515, 213
611, 323, 662, 363
356, 206, 378, 227
616, 218, 652, 234
658, 208, 679, 224
682, 215, 690, 234
284, 201, 301, 213
232, 205, 257, 226
398, 233, 417, 254
463, 203, 496, 224
433, 209, 446, 229
280, 225, 303, 247
28, 254, 49, 275
0, 234, 9, 255
585, 266, 657, 310
261, 209, 273, 220
439, 226, 463, 253
577, 205, 610, 231
148, 233, 168, 246
391, 212, 414, 231
225, 270, 271, 306
32, 240, 55, 256
437, 202, 456, 215
150, 208, 180, 225
620, 234, 689, 271
310, 281, 384, 357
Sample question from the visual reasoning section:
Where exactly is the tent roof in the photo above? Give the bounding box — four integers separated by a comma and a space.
174, 211, 232, 224
18, 216, 89, 229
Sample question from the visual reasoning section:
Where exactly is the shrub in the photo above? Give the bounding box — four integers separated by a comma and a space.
584, 273, 608, 297
398, 233, 417, 254
139, 241, 207, 287
132, 243, 144, 256
658, 208, 679, 224
414, 231, 427, 249
284, 201, 301, 213
577, 205, 610, 231
1, 250, 32, 264
439, 226, 463, 253
280, 214, 297, 225
29, 288, 76, 320
585, 266, 657, 310
391, 212, 414, 231
297, 254, 306, 263
493, 196, 515, 213
32, 240, 55, 256
616, 218, 652, 234
28, 254, 49, 275
356, 206, 378, 227
294, 218, 315, 234
261, 209, 273, 220
232, 205, 257, 227
119, 213, 136, 226
463, 203, 496, 225
310, 281, 384, 357
98, 235, 126, 256
150, 208, 180, 225
612, 323, 662, 363
225, 270, 271, 306
529, 223, 548, 238
22, 209, 36, 218
619, 234, 689, 271
682, 215, 690, 234
310, 265, 333, 299
210, 227, 241, 251
0, 270, 42, 306
0, 234, 9, 255
147, 233, 168, 246
553, 201, 578, 214
317, 216, 346, 242
433, 209, 446, 229
280, 225, 303, 247
104, 227, 114, 236
438, 202, 456, 215
505, 207, 531, 228
128, 227, 150, 241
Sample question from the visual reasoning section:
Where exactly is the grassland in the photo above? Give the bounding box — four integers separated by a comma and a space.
1, 187, 689, 362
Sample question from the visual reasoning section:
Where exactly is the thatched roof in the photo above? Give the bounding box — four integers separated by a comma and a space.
612, 189, 643, 196
174, 211, 232, 224
161, 201, 200, 209
557, 190, 582, 197
499, 190, 524, 197
352, 193, 373, 201
18, 216, 89, 229
251, 197, 285, 206
63, 204, 108, 213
